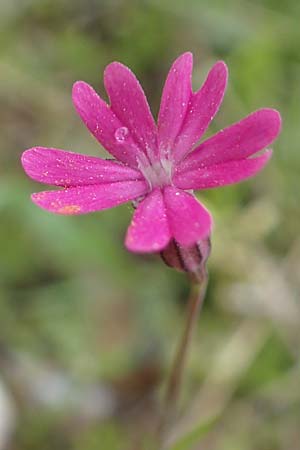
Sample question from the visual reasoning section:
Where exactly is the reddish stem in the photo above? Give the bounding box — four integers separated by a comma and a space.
158, 269, 208, 443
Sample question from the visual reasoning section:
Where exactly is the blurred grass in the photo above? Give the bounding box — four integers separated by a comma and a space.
0, 0, 299, 449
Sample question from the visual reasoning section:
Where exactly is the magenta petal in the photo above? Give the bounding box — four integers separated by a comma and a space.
174, 150, 272, 190
180, 109, 281, 171
173, 61, 228, 163
22, 147, 143, 186
157, 52, 193, 158
104, 62, 157, 160
31, 180, 148, 215
72, 81, 141, 168
125, 188, 170, 253
164, 187, 212, 246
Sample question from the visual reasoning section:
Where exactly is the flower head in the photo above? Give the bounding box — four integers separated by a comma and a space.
21, 52, 281, 253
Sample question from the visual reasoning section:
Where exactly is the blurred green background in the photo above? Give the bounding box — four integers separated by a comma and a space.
0, 0, 299, 449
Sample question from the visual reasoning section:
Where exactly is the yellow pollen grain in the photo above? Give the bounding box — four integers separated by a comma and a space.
57, 205, 81, 214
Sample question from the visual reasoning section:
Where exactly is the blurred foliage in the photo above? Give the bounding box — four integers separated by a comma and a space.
0, 0, 300, 449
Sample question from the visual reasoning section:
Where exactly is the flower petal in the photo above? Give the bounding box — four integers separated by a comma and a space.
22, 147, 143, 186
172, 61, 228, 163
72, 81, 141, 168
174, 150, 272, 190
164, 187, 212, 246
31, 180, 148, 215
125, 188, 170, 253
179, 109, 281, 172
104, 62, 157, 160
157, 52, 193, 158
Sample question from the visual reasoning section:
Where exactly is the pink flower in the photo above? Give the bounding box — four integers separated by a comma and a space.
21, 52, 281, 253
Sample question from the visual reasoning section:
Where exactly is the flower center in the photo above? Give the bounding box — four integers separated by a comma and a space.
137, 153, 173, 190
113, 126, 173, 189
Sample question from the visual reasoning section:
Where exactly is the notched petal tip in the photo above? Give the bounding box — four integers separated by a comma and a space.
172, 59, 228, 162
157, 51, 194, 153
